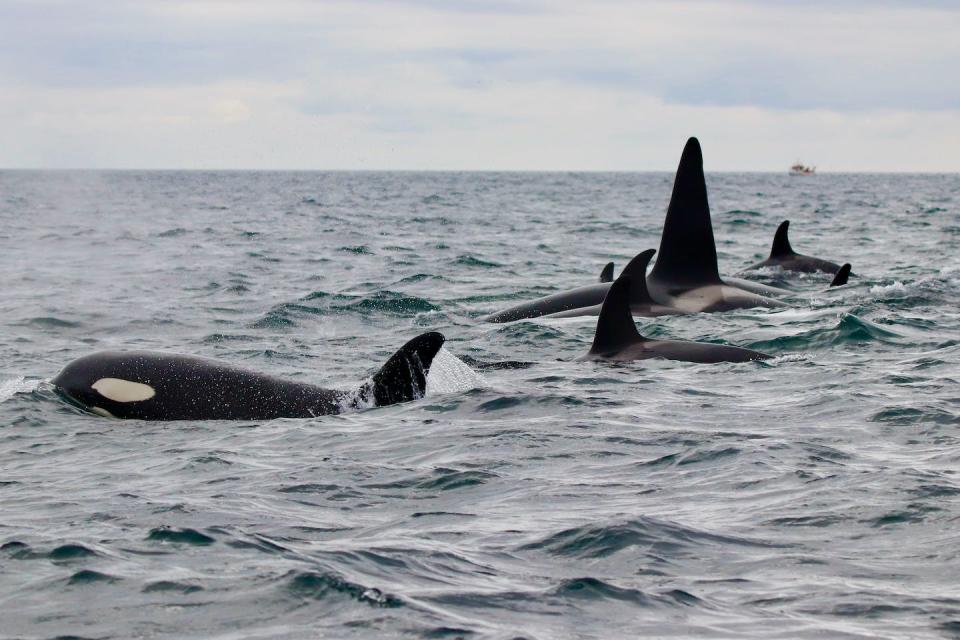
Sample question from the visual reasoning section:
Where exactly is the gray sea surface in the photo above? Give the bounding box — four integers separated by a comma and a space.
1, 170, 959, 639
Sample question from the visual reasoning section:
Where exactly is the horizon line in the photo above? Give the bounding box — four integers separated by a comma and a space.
1, 167, 956, 175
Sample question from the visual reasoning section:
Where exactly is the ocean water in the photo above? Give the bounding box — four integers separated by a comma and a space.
1, 169, 959, 639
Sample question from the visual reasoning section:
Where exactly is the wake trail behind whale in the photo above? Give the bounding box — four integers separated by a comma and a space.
0, 376, 40, 403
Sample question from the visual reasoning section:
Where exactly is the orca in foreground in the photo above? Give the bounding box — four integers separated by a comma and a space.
53, 332, 445, 420
582, 276, 770, 364
748, 220, 845, 275
645, 137, 786, 312
546, 250, 688, 319
483, 252, 652, 323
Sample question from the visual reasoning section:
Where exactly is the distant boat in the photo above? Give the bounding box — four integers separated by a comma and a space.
790, 162, 816, 176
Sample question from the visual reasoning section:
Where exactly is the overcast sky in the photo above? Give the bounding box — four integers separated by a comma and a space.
1, 0, 957, 170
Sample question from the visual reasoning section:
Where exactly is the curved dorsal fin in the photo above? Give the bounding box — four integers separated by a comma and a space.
589, 276, 645, 356
370, 332, 445, 406
599, 262, 614, 283
648, 137, 722, 287
830, 263, 851, 287
770, 220, 794, 257
620, 249, 656, 304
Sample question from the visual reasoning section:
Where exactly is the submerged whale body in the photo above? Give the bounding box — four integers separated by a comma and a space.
545, 250, 688, 319
482, 255, 652, 323
749, 220, 845, 275
582, 276, 770, 364
645, 137, 786, 312
53, 332, 445, 420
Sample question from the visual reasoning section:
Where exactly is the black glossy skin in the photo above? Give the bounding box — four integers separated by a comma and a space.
587, 338, 769, 364
545, 299, 686, 319
484, 251, 664, 323
750, 220, 843, 274
599, 262, 614, 283
545, 250, 689, 319
483, 283, 611, 323
758, 254, 841, 274
582, 276, 770, 364
53, 332, 445, 420
645, 138, 785, 312
830, 264, 852, 287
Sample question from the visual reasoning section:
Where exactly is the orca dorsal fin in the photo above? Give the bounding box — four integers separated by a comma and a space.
599, 262, 614, 283
619, 249, 656, 304
648, 137, 722, 287
370, 332, 445, 406
770, 220, 794, 257
589, 276, 645, 356
830, 263, 851, 287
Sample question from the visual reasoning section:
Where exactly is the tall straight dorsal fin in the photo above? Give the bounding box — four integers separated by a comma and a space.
599, 262, 614, 283
589, 276, 645, 355
620, 249, 656, 304
648, 137, 722, 287
830, 263, 851, 287
770, 220, 794, 257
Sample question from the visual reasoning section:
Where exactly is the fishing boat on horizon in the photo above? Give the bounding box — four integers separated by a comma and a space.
790, 161, 816, 176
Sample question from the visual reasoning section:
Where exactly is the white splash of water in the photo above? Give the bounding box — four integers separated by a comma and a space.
335, 382, 376, 414
766, 353, 809, 364
425, 348, 486, 396
869, 281, 906, 295
0, 377, 40, 403
332, 348, 485, 413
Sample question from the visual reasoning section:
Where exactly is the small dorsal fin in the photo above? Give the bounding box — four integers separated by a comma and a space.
599, 262, 614, 283
770, 220, 794, 257
619, 249, 656, 304
648, 137, 722, 287
370, 332, 444, 406
830, 263, 851, 287
588, 276, 645, 356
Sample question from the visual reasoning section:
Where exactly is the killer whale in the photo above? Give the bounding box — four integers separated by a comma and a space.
53, 332, 445, 420
582, 275, 770, 364
482, 251, 654, 323
545, 250, 688, 319
748, 220, 845, 275
484, 137, 786, 322
645, 137, 786, 312
599, 262, 614, 283
830, 263, 852, 287
548, 254, 851, 321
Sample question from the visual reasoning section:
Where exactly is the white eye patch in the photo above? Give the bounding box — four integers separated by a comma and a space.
91, 378, 156, 402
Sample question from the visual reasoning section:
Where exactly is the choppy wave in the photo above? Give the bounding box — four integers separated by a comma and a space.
1, 170, 958, 639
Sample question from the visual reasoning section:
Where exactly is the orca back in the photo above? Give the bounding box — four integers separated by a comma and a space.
53, 332, 446, 420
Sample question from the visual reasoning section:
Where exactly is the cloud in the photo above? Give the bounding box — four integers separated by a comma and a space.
0, 0, 957, 169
